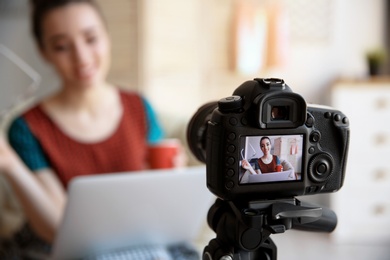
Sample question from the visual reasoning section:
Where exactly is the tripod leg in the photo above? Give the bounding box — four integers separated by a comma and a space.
203, 238, 276, 260
203, 238, 233, 260
239, 238, 276, 260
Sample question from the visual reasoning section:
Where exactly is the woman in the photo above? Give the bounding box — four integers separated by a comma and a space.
0, 0, 165, 256
241, 136, 292, 174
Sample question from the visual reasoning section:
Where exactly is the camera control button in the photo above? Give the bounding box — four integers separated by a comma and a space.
228, 132, 236, 141
226, 169, 235, 177
218, 96, 243, 112
309, 146, 315, 154
227, 144, 236, 153
334, 114, 341, 121
226, 156, 235, 165
309, 153, 334, 183
225, 181, 234, 190
324, 112, 332, 119
306, 186, 319, 193
305, 116, 315, 127
229, 117, 238, 126
317, 163, 327, 174
342, 117, 349, 124
310, 131, 321, 143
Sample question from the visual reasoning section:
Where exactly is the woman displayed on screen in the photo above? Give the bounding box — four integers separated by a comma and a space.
241, 136, 293, 174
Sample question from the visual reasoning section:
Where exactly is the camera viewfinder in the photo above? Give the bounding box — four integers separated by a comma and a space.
271, 106, 289, 121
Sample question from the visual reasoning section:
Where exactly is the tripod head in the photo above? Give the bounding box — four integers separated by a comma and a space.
203, 198, 337, 260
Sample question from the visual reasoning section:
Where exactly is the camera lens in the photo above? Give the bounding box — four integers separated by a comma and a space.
186, 102, 218, 163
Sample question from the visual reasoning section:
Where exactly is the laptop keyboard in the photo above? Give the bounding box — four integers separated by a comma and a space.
83, 243, 200, 260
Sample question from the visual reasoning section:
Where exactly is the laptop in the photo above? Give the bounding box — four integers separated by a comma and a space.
241, 169, 296, 183
51, 166, 215, 260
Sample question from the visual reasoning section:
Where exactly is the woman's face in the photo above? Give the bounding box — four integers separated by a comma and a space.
260, 138, 271, 156
40, 3, 111, 89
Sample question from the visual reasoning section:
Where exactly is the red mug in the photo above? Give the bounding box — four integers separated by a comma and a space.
148, 139, 180, 169
275, 165, 283, 172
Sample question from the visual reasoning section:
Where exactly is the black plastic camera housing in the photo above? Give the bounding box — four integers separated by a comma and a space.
187, 78, 350, 201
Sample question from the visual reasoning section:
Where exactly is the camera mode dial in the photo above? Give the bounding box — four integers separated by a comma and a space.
218, 96, 243, 113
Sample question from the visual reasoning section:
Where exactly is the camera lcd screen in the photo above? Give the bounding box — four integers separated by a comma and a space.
239, 135, 303, 184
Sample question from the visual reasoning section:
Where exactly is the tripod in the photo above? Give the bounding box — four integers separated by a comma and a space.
203, 198, 337, 260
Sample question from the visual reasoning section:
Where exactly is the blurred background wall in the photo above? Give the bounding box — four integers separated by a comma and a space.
0, 0, 387, 134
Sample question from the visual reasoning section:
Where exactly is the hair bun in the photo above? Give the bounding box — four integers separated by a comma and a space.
29, 0, 48, 7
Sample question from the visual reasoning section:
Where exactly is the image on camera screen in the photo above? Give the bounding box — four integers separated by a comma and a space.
239, 135, 303, 184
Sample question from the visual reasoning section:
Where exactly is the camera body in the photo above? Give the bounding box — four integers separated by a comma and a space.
188, 78, 349, 201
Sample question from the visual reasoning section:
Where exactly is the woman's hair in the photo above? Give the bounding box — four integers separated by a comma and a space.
29, 0, 105, 48
260, 136, 271, 145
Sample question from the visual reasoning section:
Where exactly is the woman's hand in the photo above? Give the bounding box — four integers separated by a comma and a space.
241, 159, 252, 170
241, 159, 255, 174
241, 159, 261, 175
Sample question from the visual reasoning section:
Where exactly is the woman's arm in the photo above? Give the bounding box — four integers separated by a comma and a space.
241, 159, 261, 175
0, 136, 65, 242
280, 159, 293, 171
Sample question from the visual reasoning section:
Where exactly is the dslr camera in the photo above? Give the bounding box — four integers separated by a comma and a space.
188, 78, 349, 201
